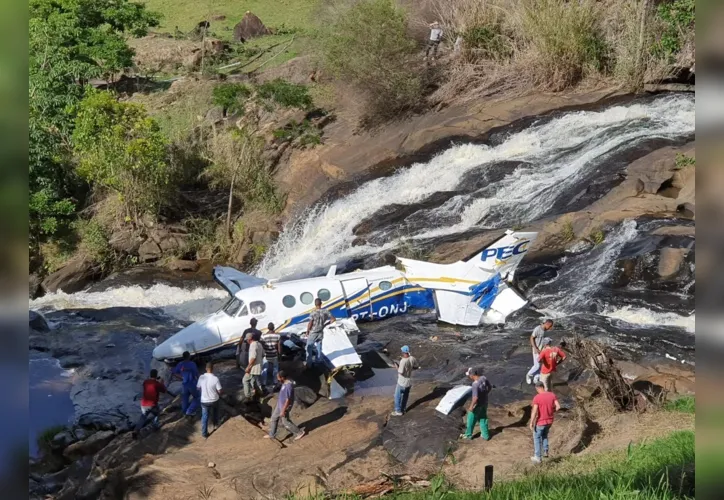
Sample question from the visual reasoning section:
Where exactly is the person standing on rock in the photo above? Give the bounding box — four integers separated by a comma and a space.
425, 21, 443, 61
237, 318, 261, 369
526, 319, 554, 385
172, 351, 200, 418
133, 368, 167, 438
529, 380, 561, 463
305, 298, 334, 367
197, 362, 222, 439
243, 332, 264, 400
264, 370, 306, 442
261, 322, 282, 389
391, 345, 418, 416
537, 340, 567, 392
461, 367, 493, 441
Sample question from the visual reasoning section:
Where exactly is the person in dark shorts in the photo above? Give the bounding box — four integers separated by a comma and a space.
425, 21, 443, 60
133, 369, 167, 438
305, 298, 334, 366
264, 370, 305, 441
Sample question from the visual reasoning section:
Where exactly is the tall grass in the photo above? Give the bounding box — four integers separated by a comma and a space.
37, 424, 67, 455
665, 395, 695, 414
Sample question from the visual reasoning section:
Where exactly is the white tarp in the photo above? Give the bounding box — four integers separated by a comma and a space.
321, 318, 362, 368
329, 378, 347, 399
435, 385, 472, 415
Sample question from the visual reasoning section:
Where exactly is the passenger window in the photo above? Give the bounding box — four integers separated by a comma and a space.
300, 292, 314, 305
282, 295, 296, 308
250, 301, 266, 314
317, 288, 331, 301
379, 281, 393, 291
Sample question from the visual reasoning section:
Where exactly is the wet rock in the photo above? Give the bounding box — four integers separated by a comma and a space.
677, 202, 695, 218
233, 12, 270, 42
138, 239, 162, 263
29, 310, 50, 331
41, 256, 100, 294
30, 273, 42, 299
383, 405, 463, 463
658, 247, 689, 278
63, 430, 115, 460
166, 259, 200, 272
50, 430, 76, 451
108, 230, 145, 255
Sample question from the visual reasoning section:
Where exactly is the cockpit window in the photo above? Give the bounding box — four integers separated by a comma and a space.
222, 298, 244, 316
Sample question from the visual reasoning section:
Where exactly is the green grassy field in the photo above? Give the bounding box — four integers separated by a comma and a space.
143, 0, 319, 36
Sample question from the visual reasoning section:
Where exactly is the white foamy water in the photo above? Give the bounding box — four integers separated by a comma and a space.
30, 284, 228, 322
603, 306, 695, 333
258, 94, 694, 278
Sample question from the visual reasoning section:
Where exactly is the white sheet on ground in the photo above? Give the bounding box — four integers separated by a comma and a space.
321, 318, 362, 368
435, 385, 472, 415
329, 378, 347, 399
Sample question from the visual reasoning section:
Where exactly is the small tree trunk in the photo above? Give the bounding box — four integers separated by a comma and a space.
226, 172, 236, 240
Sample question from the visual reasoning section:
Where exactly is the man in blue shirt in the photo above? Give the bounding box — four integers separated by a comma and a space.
264, 370, 305, 441
172, 351, 200, 418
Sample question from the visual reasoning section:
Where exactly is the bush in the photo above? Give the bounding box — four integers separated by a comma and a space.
674, 152, 695, 170
73, 90, 175, 224
256, 79, 314, 109
76, 219, 113, 267
320, 0, 422, 118
665, 395, 695, 413
37, 424, 67, 455
272, 120, 321, 147
512, 0, 610, 89
212, 83, 252, 116
653, 0, 695, 61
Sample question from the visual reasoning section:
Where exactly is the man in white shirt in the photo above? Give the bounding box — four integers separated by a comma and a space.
197, 362, 222, 438
425, 21, 443, 60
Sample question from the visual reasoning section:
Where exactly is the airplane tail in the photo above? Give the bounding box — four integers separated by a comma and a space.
467, 230, 538, 281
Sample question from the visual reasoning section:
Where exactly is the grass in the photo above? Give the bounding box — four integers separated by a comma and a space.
560, 221, 575, 243
665, 395, 695, 414
674, 153, 695, 170
37, 424, 67, 454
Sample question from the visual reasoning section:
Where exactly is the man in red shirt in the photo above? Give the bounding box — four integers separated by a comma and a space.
529, 380, 561, 463
133, 369, 167, 438
537, 340, 567, 392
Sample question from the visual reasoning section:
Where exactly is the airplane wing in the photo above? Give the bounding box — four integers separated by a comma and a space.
212, 265, 268, 296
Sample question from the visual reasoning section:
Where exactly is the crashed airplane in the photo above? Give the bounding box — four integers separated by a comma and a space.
152, 230, 537, 362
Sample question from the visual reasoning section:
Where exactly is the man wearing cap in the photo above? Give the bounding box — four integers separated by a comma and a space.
391, 345, 418, 416
529, 380, 561, 463
526, 319, 554, 385
537, 340, 567, 391
462, 367, 493, 440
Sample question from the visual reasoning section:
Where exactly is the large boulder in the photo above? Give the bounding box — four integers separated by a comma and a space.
62, 431, 115, 460
29, 310, 50, 331
108, 230, 145, 255
138, 239, 162, 263
233, 11, 271, 42
658, 247, 690, 279
41, 256, 100, 294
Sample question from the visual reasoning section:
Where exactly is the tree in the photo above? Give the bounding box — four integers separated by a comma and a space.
72, 90, 173, 224
29, 0, 160, 244
202, 128, 281, 238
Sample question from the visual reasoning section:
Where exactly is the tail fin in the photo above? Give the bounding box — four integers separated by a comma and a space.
468, 230, 537, 280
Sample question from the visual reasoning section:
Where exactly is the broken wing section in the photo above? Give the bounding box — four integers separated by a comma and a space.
435, 281, 529, 326
213, 265, 268, 295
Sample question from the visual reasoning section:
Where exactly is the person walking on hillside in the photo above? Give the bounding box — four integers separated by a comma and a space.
197, 362, 222, 439
425, 21, 444, 60
133, 369, 167, 438
264, 370, 306, 442
461, 367, 493, 441
237, 318, 261, 369
305, 298, 334, 367
391, 345, 418, 416
243, 332, 264, 400
261, 322, 282, 389
529, 380, 561, 463
172, 351, 200, 418
526, 319, 554, 385
537, 340, 567, 392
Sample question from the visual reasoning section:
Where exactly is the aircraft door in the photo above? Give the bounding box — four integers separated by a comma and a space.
341, 278, 372, 321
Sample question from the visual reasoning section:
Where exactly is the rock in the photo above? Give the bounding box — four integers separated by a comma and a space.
29, 273, 42, 299
205, 38, 229, 56
166, 259, 200, 272
50, 430, 76, 451
76, 475, 106, 500
205, 105, 225, 122
108, 230, 145, 255
138, 239, 162, 263
294, 386, 319, 408
233, 11, 271, 42
212, 15, 226, 21
383, 405, 463, 463
73, 428, 91, 441
29, 310, 50, 332
62, 431, 115, 460
677, 202, 695, 218
183, 49, 203, 70
208, 462, 216, 468
41, 256, 99, 294
658, 247, 689, 278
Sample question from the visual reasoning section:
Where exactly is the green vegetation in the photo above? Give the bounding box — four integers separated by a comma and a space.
589, 228, 605, 246
273, 120, 321, 147
674, 153, 696, 170
36, 424, 67, 454
320, 0, 422, 118
654, 0, 695, 61
73, 90, 174, 224
257, 79, 314, 109
212, 83, 252, 115
665, 395, 695, 414
560, 221, 575, 243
